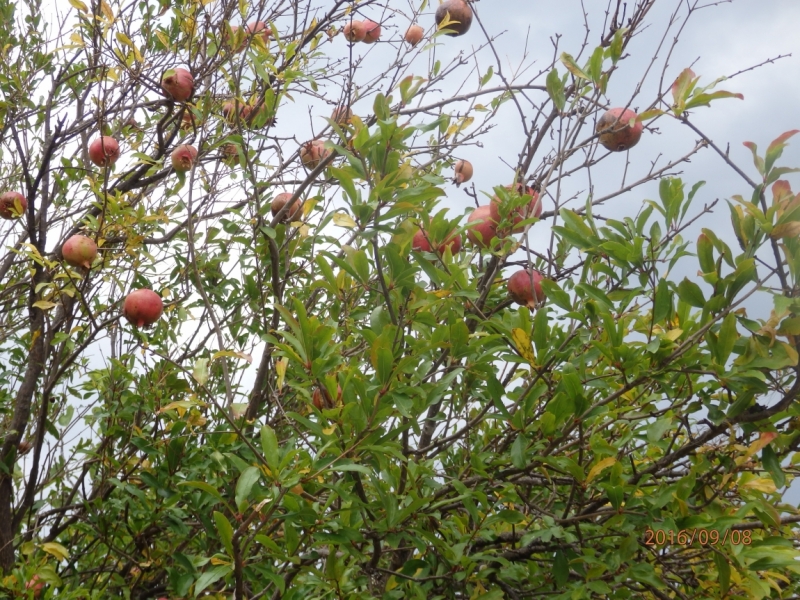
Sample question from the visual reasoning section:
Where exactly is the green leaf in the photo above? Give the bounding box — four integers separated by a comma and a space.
194, 565, 232, 597
713, 552, 730, 596
560, 52, 589, 80
235, 466, 261, 511
179, 481, 223, 501
716, 313, 738, 365
553, 550, 569, 587
213, 511, 234, 557
260, 426, 280, 478
762, 445, 785, 488
546, 68, 565, 111
676, 278, 705, 308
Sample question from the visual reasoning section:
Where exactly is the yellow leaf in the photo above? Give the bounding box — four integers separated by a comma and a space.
32, 300, 57, 310
586, 457, 616, 485
663, 328, 683, 341
99, 0, 114, 22
210, 556, 231, 566
276, 358, 287, 389
69, 31, 85, 46
156, 31, 170, 49
332, 212, 357, 229
69, 0, 88, 10
41, 542, 70, 561
211, 350, 253, 364
322, 426, 336, 435
771, 222, 800, 239
739, 477, 777, 493
432, 290, 451, 298
511, 328, 536, 367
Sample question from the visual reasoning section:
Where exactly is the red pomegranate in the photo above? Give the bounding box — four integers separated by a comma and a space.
362, 19, 381, 43
161, 67, 194, 102
343, 20, 367, 42
245, 20, 270, 44
26, 574, 45, 598
490, 184, 542, 232
123, 289, 164, 328
221, 143, 240, 166
300, 140, 330, 169
171, 144, 198, 172
466, 205, 500, 249
454, 159, 473, 184
507, 269, 545, 309
435, 0, 473, 37
62, 235, 98, 269
404, 24, 425, 46
313, 384, 343, 409
596, 107, 643, 152
0, 191, 27, 219
412, 229, 462, 254
271, 192, 304, 222
88, 136, 120, 167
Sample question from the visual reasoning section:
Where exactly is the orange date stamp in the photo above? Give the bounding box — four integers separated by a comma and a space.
644, 528, 752, 547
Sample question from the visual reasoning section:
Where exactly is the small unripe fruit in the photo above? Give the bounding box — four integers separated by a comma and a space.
454, 159, 473, 184
412, 229, 462, 254
271, 192, 304, 222
245, 20, 270, 44
0, 191, 27, 219
507, 269, 545, 309
435, 0, 473, 37
62, 235, 98, 269
161, 67, 194, 102
490, 184, 542, 232
404, 24, 425, 46
331, 105, 353, 126
596, 107, 643, 152
466, 205, 500, 249
181, 111, 198, 131
88, 136, 120, 167
362, 19, 381, 43
343, 20, 367, 42
171, 144, 198, 172
300, 140, 330, 169
123, 289, 164, 328
17, 440, 33, 455
312, 384, 343, 409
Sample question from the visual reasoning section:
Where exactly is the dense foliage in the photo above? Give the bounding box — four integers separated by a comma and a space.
1, 0, 799, 598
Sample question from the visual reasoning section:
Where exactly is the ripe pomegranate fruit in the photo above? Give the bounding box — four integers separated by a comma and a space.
171, 144, 198, 172
161, 67, 194, 102
312, 384, 343, 409
62, 234, 98, 269
300, 140, 330, 169
362, 19, 381, 43
435, 0, 473, 37
412, 229, 462, 254
331, 105, 353, 126
466, 205, 500, 249
343, 20, 367, 42
123, 289, 164, 328
88, 136, 120, 167
245, 20, 270, 44
507, 269, 545, 309
0, 191, 27, 219
490, 184, 542, 232
26, 574, 45, 598
404, 24, 425, 46
221, 143, 240, 166
271, 192, 304, 222
596, 107, 643, 152
454, 159, 473, 184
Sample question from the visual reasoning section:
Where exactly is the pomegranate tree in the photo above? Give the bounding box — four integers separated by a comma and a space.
490, 184, 542, 231
342, 20, 367, 42
312, 384, 343, 410
300, 140, 330, 169
454, 159, 473, 184
404, 24, 424, 46
412, 229, 462, 254
362, 19, 381, 43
